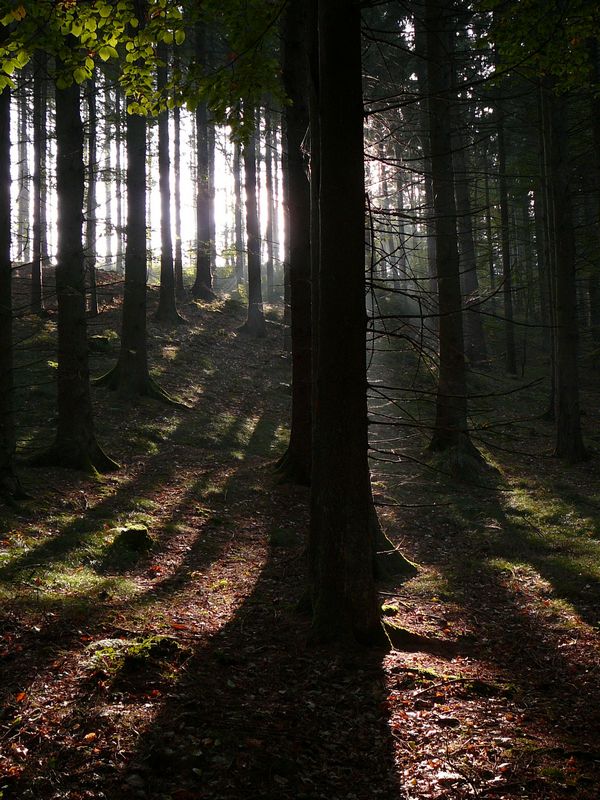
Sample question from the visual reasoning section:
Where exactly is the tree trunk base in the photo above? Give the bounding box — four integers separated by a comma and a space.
93, 365, 185, 407
274, 447, 310, 486
30, 440, 119, 474
239, 317, 267, 338
191, 282, 217, 302
427, 437, 490, 480
152, 307, 186, 325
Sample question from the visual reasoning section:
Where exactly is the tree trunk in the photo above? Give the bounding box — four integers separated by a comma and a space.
309, 0, 386, 648
240, 109, 266, 337
173, 100, 185, 298
264, 102, 275, 302
17, 71, 30, 266
31, 51, 46, 315
497, 96, 517, 375
452, 116, 487, 367
278, 0, 312, 484
425, 0, 480, 463
115, 86, 124, 275
0, 65, 22, 500
33, 76, 116, 473
233, 138, 245, 285
154, 45, 184, 324
543, 85, 586, 461
85, 75, 98, 316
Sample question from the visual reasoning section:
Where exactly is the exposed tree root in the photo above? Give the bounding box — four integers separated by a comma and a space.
152, 308, 187, 325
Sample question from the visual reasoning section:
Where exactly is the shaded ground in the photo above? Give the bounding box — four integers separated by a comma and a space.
1, 279, 600, 799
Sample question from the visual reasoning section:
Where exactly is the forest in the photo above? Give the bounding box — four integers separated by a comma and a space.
1, 0, 600, 798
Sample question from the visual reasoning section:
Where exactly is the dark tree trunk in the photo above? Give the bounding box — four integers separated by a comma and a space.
85, 75, 98, 316
31, 51, 46, 315
497, 97, 517, 375
173, 100, 185, 298
94, 111, 177, 404
543, 86, 586, 461
154, 46, 184, 323
233, 138, 245, 285
452, 117, 487, 367
240, 110, 266, 337
115, 86, 124, 275
264, 103, 275, 302
278, 0, 312, 484
0, 67, 22, 500
309, 0, 386, 648
104, 77, 113, 268
17, 71, 30, 266
425, 0, 480, 462
192, 97, 214, 300
34, 76, 116, 473
483, 146, 496, 313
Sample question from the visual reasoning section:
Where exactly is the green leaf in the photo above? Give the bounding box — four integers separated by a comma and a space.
175, 29, 185, 46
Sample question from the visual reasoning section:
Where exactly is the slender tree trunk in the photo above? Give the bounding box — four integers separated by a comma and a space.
278, 0, 312, 484
483, 147, 496, 313
425, 0, 480, 462
86, 75, 98, 316
104, 78, 113, 268
497, 96, 517, 375
233, 138, 244, 285
31, 51, 45, 315
173, 101, 185, 298
240, 109, 266, 337
33, 75, 116, 473
115, 86, 124, 275
192, 104, 215, 300
264, 102, 275, 302
452, 116, 487, 367
154, 45, 184, 324
17, 72, 30, 266
309, 0, 386, 648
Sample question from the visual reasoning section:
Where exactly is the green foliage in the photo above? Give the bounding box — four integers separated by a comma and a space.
481, 0, 600, 91
0, 0, 285, 133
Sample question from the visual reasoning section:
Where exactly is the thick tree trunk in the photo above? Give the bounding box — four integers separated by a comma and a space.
115, 86, 124, 275
309, 0, 386, 648
34, 77, 116, 473
17, 72, 30, 266
0, 69, 22, 500
240, 110, 266, 337
543, 86, 586, 461
425, 0, 480, 463
278, 0, 312, 484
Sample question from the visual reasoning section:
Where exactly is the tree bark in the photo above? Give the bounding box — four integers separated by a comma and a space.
425, 0, 480, 463
278, 0, 312, 484
240, 109, 266, 337
154, 45, 184, 324
85, 75, 98, 316
309, 0, 386, 648
31, 51, 46, 315
543, 85, 586, 461
33, 75, 116, 473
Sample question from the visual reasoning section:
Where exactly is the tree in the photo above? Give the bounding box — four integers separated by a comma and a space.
308, 0, 386, 647
33, 70, 116, 473
277, 0, 312, 485
153, 43, 185, 324
240, 106, 267, 337
425, 0, 481, 465
0, 43, 22, 501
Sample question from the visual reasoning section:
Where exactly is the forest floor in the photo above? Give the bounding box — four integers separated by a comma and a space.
1, 275, 600, 799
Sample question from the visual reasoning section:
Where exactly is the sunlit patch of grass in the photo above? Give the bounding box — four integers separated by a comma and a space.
400, 567, 455, 602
